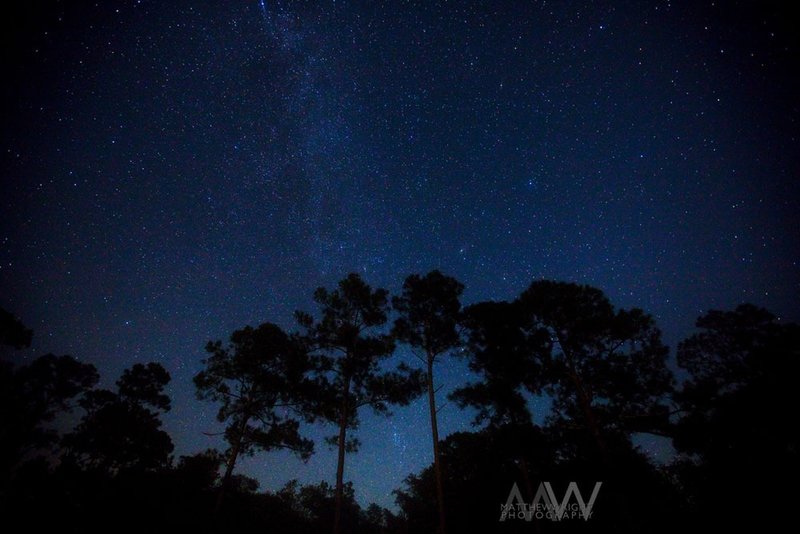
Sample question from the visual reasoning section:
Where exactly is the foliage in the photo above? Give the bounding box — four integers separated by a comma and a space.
195, 322, 316, 460
452, 299, 548, 427
62, 362, 173, 473
0, 306, 33, 349
0, 285, 794, 532
296, 273, 424, 533
519, 281, 674, 440
674, 304, 800, 530
0, 353, 98, 481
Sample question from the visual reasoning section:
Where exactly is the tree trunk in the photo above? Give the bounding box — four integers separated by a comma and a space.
559, 336, 609, 457
572, 376, 635, 533
427, 356, 447, 534
333, 376, 351, 534
214, 416, 248, 515
518, 455, 540, 532
575, 383, 608, 458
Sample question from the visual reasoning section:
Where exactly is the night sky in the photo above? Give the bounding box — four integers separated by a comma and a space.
2, 0, 798, 510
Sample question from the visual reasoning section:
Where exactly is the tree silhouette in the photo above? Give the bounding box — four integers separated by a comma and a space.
8, 281, 797, 533
296, 273, 424, 534
195, 322, 316, 513
392, 270, 464, 534
174, 448, 224, 492
450, 299, 550, 506
516, 281, 674, 533
393, 426, 557, 533
0, 353, 98, 484
674, 304, 800, 531
518, 281, 674, 454
62, 362, 173, 473
0, 306, 33, 350
392, 421, 686, 534
451, 300, 547, 428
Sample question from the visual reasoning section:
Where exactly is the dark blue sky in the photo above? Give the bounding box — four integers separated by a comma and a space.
1, 0, 798, 509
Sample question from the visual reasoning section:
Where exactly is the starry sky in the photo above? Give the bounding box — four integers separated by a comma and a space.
1, 0, 798, 510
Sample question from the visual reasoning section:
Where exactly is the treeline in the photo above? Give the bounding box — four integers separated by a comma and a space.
0, 272, 797, 533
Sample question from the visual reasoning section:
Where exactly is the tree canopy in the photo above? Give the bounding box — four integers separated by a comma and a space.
296, 273, 424, 534
0, 279, 794, 533
195, 322, 316, 510
62, 362, 173, 473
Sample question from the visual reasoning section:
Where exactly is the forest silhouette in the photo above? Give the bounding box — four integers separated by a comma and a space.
1, 272, 797, 533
